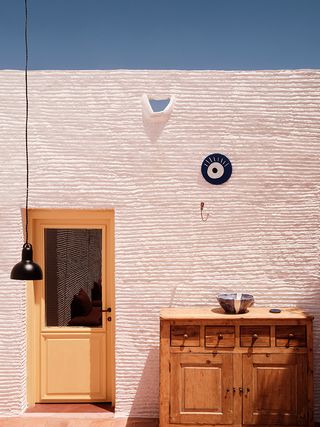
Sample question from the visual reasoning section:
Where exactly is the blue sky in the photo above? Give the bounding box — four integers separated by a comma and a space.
1, 0, 320, 70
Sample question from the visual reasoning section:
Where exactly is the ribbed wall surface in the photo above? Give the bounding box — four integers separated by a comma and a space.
0, 70, 319, 418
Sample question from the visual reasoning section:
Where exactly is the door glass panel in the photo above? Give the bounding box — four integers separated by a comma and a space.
45, 228, 102, 327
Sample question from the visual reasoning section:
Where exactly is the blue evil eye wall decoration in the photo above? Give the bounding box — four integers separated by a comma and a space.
201, 153, 232, 185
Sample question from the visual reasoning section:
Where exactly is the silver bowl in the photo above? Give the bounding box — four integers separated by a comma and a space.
217, 293, 254, 314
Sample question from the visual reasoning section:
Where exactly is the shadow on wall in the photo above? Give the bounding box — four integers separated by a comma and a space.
128, 346, 160, 424
143, 115, 169, 142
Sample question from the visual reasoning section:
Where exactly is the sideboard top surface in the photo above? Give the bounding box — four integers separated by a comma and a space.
160, 306, 313, 321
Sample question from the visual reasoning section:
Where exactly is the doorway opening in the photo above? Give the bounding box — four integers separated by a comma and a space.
26, 209, 115, 409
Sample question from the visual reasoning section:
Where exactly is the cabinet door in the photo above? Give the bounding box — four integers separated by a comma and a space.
243, 353, 307, 425
170, 353, 233, 425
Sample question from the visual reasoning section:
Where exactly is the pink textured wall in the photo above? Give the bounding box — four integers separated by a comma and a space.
0, 70, 319, 418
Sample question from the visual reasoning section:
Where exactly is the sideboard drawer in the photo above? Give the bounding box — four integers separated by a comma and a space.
240, 326, 271, 347
170, 325, 200, 347
276, 325, 306, 347
205, 326, 235, 347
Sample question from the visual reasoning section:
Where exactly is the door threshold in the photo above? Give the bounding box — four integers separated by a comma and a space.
25, 402, 114, 415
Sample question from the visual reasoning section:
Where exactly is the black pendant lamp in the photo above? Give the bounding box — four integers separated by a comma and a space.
11, 0, 43, 281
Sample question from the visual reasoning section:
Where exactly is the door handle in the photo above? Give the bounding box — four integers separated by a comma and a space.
238, 386, 250, 395
101, 307, 112, 312
286, 333, 295, 348
243, 387, 250, 396
252, 333, 258, 342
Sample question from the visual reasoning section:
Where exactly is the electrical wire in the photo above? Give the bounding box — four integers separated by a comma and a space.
24, 0, 29, 243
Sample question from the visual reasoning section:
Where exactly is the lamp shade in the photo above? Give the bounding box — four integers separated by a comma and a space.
10, 243, 43, 280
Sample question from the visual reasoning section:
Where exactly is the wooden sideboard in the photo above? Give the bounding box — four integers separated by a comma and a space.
160, 307, 313, 427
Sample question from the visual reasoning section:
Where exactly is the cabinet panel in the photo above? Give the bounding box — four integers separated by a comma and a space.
40, 332, 106, 401
170, 353, 233, 425
242, 353, 307, 425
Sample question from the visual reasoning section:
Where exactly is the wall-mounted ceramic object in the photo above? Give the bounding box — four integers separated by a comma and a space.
201, 153, 232, 185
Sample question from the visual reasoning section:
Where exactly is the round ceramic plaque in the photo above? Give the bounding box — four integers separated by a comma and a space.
201, 153, 232, 185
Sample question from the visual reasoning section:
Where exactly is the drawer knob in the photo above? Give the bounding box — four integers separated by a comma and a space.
218, 333, 223, 340
183, 333, 189, 339
252, 333, 258, 340
286, 332, 295, 347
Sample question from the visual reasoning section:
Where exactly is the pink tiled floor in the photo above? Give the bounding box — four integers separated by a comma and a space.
0, 417, 159, 427
0, 403, 159, 427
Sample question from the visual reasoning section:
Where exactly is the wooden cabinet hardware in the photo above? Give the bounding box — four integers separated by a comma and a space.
237, 386, 250, 395
243, 387, 250, 396
287, 332, 295, 347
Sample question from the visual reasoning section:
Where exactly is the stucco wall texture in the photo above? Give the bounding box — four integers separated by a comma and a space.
0, 70, 319, 418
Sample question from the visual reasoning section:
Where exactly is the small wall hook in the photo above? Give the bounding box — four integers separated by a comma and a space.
200, 202, 209, 222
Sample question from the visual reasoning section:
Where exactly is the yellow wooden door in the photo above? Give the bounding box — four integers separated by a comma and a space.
170, 353, 234, 425
29, 210, 114, 403
242, 353, 308, 425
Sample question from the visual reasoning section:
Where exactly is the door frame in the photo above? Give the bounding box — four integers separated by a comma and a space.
26, 209, 115, 406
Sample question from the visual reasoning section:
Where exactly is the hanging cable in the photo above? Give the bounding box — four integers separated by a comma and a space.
10, 0, 43, 280
24, 0, 30, 243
